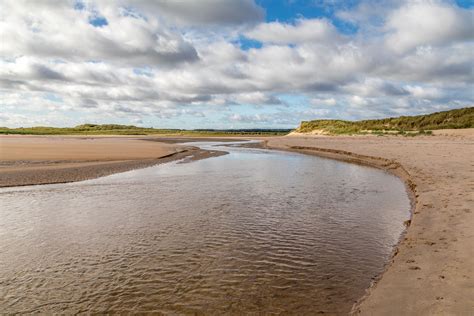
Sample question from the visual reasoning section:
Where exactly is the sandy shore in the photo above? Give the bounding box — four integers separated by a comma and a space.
263, 130, 474, 315
0, 136, 226, 187
2, 132, 472, 314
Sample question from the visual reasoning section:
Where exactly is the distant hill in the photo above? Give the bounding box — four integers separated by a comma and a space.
296, 107, 474, 135
0, 124, 291, 136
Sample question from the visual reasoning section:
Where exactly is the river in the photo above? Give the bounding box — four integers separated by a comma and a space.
0, 141, 411, 314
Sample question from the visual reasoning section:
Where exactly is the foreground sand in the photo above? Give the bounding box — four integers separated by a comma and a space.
0, 136, 224, 187
263, 131, 473, 315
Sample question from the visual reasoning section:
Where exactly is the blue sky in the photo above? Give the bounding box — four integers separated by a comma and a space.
0, 0, 473, 128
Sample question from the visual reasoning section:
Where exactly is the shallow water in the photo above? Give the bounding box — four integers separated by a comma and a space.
0, 142, 410, 314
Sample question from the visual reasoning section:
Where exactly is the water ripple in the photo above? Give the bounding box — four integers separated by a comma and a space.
0, 142, 410, 314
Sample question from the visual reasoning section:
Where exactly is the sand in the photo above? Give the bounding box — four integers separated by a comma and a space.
0, 135, 180, 161
0, 136, 225, 187
2, 132, 473, 314
263, 130, 474, 315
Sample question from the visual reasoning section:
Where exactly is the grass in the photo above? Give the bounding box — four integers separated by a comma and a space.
296, 107, 474, 135
0, 124, 291, 136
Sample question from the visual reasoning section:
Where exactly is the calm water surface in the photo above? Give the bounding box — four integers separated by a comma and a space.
0, 142, 410, 314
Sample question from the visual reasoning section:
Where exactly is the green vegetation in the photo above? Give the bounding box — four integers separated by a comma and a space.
0, 124, 291, 136
296, 107, 474, 135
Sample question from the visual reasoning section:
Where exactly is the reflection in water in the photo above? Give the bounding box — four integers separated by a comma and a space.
0, 142, 410, 314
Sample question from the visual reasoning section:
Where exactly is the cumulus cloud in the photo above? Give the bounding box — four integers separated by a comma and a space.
0, 0, 472, 128
227, 109, 331, 126
310, 97, 337, 106
230, 92, 283, 105
0, 1, 199, 66
385, 2, 473, 54
404, 85, 443, 100
132, 0, 265, 26
245, 18, 342, 45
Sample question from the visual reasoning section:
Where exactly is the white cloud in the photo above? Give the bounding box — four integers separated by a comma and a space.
0, 1, 199, 66
351, 95, 368, 106
230, 92, 283, 105
405, 85, 443, 100
0, 0, 472, 128
310, 97, 337, 106
227, 109, 332, 126
130, 0, 264, 26
385, 2, 473, 54
245, 18, 342, 45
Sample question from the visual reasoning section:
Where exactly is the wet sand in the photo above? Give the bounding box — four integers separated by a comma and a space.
263, 130, 474, 315
0, 136, 225, 187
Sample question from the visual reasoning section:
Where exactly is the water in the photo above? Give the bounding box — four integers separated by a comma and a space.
0, 142, 410, 314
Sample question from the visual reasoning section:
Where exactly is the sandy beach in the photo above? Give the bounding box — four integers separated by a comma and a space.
1, 132, 472, 314
0, 136, 225, 187
263, 130, 474, 315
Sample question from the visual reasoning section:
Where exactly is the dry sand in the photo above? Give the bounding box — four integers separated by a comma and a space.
0, 135, 179, 161
263, 130, 474, 315
0, 135, 225, 187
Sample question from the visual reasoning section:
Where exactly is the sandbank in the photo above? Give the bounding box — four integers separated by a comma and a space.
0, 135, 225, 187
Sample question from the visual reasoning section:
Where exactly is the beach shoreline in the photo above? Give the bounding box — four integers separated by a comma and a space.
255, 140, 417, 314
262, 131, 473, 315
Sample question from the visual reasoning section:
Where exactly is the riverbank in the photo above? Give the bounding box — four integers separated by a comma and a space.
0, 136, 226, 187
262, 130, 473, 315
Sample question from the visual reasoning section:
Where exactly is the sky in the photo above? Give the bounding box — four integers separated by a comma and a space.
0, 0, 473, 129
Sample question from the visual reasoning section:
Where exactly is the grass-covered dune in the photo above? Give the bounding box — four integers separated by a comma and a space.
0, 123, 291, 136
296, 107, 474, 135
